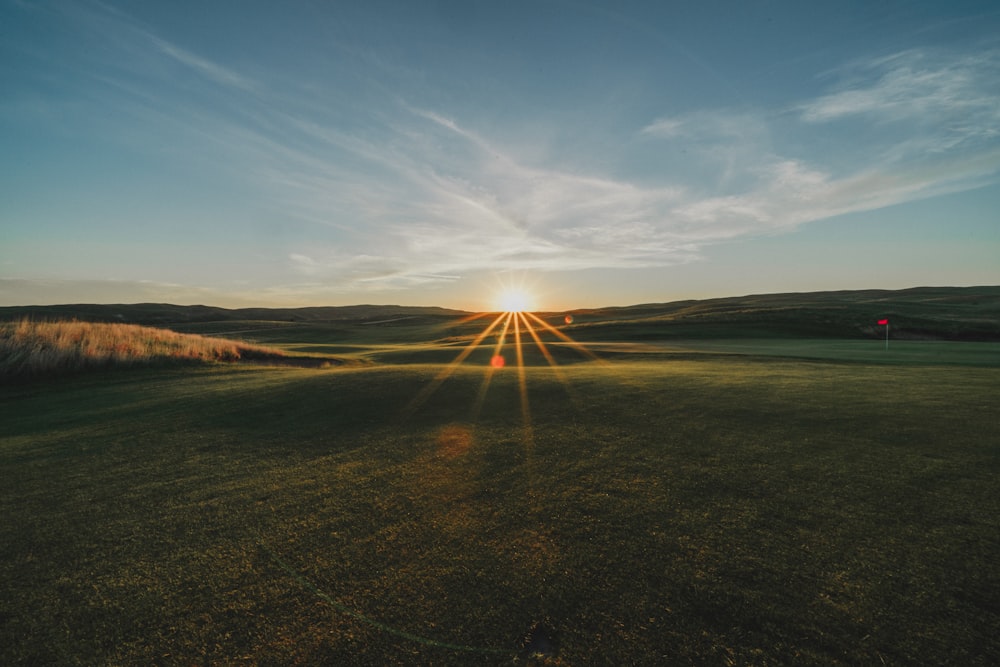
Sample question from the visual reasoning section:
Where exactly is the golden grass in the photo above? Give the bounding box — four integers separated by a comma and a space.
0, 319, 284, 380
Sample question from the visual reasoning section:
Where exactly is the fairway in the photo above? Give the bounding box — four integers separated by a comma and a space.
2, 332, 999, 665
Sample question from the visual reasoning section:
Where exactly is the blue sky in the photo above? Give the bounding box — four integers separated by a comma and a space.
2, 0, 998, 310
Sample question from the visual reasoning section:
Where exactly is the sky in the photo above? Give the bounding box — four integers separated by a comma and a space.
2, 0, 999, 311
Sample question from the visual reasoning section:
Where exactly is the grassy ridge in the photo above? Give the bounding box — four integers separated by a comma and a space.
3, 286, 998, 341
557, 286, 1000, 342
0, 302, 465, 327
2, 354, 998, 664
0, 320, 285, 380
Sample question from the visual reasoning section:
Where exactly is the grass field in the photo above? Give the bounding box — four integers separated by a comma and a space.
2, 316, 999, 664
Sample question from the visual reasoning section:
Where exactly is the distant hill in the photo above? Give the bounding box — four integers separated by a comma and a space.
554, 286, 1000, 341
2, 286, 999, 341
0, 302, 466, 326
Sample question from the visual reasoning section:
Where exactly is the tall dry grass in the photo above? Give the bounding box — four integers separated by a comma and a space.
0, 319, 283, 380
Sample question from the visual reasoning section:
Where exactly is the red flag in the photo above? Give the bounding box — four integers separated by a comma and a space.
877, 319, 889, 325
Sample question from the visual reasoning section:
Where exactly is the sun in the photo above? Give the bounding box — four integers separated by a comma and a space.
496, 288, 534, 313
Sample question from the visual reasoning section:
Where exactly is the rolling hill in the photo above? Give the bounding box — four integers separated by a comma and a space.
1, 286, 998, 341
556, 286, 1000, 342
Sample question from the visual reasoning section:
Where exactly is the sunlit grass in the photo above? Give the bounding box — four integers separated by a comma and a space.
0, 319, 285, 380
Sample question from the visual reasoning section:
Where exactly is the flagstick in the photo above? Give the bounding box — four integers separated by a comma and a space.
885, 321, 889, 351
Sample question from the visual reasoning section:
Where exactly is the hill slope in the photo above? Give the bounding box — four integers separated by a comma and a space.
0, 303, 466, 326
555, 286, 1000, 341
2, 286, 998, 341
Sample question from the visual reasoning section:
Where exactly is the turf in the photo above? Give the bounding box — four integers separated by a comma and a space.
2, 336, 999, 665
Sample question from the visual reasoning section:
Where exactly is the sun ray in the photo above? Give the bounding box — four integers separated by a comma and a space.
524, 311, 606, 365
513, 313, 530, 432
451, 310, 501, 326
518, 311, 579, 403
403, 304, 603, 441
513, 313, 537, 505
513, 313, 532, 435
471, 312, 514, 420
401, 311, 508, 419
470, 366, 495, 422
517, 312, 557, 368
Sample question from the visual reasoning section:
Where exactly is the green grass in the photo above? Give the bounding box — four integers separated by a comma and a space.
585, 338, 1000, 367
2, 337, 999, 665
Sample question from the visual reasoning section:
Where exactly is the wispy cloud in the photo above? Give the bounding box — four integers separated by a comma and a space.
146, 34, 256, 91
52, 1, 257, 93
636, 47, 1000, 234
799, 49, 999, 126
22, 3, 1000, 298
797, 48, 1000, 168
250, 44, 1000, 290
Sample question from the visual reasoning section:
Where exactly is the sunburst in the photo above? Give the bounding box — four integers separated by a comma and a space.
402, 301, 602, 431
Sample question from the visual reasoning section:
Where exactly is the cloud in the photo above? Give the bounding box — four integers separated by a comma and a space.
259, 107, 697, 287
18, 5, 998, 299
637, 47, 1000, 225
797, 48, 1000, 167
641, 110, 768, 143
380, 114, 694, 268
270, 52, 1000, 288
640, 117, 684, 138
146, 34, 255, 91
799, 49, 999, 125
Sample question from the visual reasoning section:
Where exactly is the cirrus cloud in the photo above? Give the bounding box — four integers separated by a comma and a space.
6, 0, 998, 299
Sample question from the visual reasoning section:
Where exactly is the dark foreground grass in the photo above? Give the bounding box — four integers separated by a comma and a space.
1, 354, 999, 665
